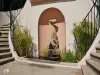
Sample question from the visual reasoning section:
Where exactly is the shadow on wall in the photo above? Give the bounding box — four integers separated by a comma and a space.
38, 7, 66, 56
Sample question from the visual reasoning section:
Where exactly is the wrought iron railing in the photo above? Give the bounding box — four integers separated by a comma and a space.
82, 0, 100, 53
9, 0, 26, 43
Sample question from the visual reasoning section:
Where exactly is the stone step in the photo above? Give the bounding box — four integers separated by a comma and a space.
0, 38, 8, 42
0, 52, 12, 59
95, 43, 100, 53
0, 36, 8, 38
81, 65, 97, 75
0, 28, 9, 31
1, 34, 9, 36
0, 48, 10, 53
0, 42, 8, 44
0, 57, 15, 66
0, 31, 9, 33
0, 36, 8, 42
86, 59, 100, 74
0, 31, 9, 36
1, 23, 10, 26
0, 46, 9, 48
0, 43, 9, 47
0, 25, 10, 28
0, 28, 10, 30
1, 27, 10, 29
90, 53, 100, 63
0, 24, 9, 28
1, 24, 10, 27
0, 24, 14, 65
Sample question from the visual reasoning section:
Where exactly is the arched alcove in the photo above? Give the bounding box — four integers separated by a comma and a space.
38, 7, 66, 56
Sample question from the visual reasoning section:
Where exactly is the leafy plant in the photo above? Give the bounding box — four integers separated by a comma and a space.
60, 51, 77, 62
41, 48, 48, 59
13, 24, 33, 57
72, 20, 98, 61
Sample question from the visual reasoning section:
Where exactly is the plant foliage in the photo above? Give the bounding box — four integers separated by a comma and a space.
41, 48, 48, 59
60, 51, 77, 62
13, 24, 33, 57
72, 20, 98, 61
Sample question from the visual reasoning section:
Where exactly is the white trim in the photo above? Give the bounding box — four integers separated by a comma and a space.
9, 31, 19, 60
16, 58, 81, 69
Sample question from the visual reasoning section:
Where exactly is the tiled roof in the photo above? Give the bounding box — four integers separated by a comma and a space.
30, 0, 75, 6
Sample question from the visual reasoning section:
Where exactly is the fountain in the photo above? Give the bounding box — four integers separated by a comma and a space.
47, 19, 60, 60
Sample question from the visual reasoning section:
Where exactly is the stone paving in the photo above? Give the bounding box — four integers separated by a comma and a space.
0, 61, 82, 75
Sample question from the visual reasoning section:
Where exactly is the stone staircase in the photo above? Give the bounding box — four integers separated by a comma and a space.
0, 24, 15, 65
81, 42, 100, 75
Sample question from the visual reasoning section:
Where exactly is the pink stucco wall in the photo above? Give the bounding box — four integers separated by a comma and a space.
38, 25, 51, 55
56, 22, 66, 51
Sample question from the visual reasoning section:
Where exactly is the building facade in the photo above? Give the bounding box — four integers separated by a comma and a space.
0, 0, 92, 57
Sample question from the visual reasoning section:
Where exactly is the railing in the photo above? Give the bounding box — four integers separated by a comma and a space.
82, 0, 100, 53
9, 0, 26, 43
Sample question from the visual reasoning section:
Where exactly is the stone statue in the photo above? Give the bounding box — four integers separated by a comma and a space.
48, 19, 59, 50
47, 19, 60, 60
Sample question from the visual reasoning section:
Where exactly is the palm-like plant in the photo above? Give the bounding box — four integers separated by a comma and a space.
13, 24, 33, 57
72, 20, 98, 61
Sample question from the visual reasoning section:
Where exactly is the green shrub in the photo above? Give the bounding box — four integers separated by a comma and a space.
60, 51, 77, 63
13, 24, 33, 57
72, 20, 98, 61
41, 48, 48, 59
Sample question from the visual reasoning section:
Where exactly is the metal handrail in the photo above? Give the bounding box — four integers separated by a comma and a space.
84, 0, 97, 21
81, 0, 99, 53
9, 0, 26, 47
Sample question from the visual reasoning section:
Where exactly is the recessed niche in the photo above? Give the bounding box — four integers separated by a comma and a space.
38, 7, 66, 56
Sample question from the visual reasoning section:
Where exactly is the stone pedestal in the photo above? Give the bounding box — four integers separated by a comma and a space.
48, 49, 60, 60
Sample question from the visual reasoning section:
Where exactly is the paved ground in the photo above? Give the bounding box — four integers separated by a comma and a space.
0, 61, 82, 75
19, 57, 78, 66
